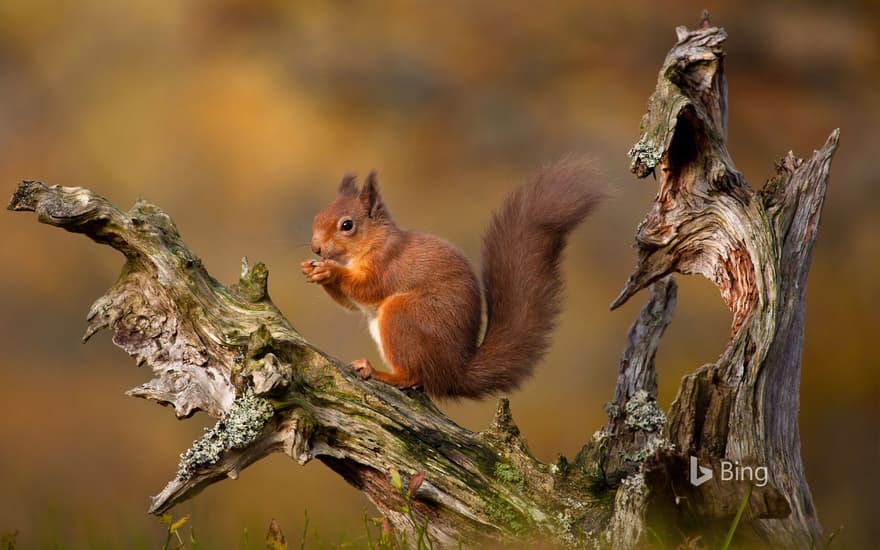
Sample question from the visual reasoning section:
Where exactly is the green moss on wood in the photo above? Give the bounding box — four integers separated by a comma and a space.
493, 462, 525, 490
484, 500, 529, 535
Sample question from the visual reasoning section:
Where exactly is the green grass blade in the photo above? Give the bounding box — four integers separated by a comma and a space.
300, 510, 310, 550
721, 484, 753, 550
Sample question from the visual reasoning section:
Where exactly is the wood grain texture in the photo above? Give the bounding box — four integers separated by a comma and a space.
8, 18, 836, 548
619, 22, 837, 548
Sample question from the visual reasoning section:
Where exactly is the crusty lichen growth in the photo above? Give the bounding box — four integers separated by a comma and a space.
627, 138, 664, 176
621, 435, 675, 464
624, 390, 665, 432
604, 474, 648, 547
176, 390, 275, 480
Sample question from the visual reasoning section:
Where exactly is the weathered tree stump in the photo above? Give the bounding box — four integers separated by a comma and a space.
8, 18, 836, 548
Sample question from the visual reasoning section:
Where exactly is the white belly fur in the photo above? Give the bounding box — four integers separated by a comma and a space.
369, 315, 385, 357
359, 305, 386, 362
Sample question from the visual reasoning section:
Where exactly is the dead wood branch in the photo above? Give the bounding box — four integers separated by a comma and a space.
9, 18, 836, 549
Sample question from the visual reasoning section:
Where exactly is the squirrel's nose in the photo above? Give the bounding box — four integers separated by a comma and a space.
311, 240, 322, 256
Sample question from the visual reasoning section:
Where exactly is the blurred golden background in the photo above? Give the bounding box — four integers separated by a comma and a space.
1, 0, 877, 547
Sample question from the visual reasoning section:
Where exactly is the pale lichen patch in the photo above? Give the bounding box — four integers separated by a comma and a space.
176, 390, 275, 480
624, 390, 665, 432
628, 138, 664, 174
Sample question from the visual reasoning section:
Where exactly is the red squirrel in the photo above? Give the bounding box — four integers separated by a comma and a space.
301, 159, 603, 399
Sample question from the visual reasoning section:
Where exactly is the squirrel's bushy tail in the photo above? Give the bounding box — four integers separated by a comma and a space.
453, 158, 604, 399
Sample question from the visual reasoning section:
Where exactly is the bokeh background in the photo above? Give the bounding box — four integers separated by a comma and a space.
1, 0, 877, 547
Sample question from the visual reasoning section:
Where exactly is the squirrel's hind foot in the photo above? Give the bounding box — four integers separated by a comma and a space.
350, 358, 374, 380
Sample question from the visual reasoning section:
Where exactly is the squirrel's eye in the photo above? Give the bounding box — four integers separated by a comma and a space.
340, 219, 354, 232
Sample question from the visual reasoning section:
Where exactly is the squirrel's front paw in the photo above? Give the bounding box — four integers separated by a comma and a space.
350, 358, 373, 380
305, 260, 340, 284
301, 260, 318, 277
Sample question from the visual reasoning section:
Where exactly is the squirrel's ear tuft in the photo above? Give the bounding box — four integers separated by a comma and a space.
360, 171, 389, 220
337, 173, 359, 197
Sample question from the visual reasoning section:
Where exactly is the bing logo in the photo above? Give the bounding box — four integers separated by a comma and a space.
689, 456, 768, 487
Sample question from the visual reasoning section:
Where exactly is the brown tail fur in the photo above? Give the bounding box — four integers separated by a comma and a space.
448, 158, 604, 398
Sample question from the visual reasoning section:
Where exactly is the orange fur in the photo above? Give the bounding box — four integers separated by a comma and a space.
302, 161, 603, 399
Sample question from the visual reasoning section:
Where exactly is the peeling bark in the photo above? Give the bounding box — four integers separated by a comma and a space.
8, 17, 835, 549
617, 22, 836, 548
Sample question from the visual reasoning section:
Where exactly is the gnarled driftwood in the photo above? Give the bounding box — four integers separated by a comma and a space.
8, 18, 836, 548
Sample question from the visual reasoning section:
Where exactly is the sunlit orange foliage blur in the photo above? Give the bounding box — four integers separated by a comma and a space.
1, 1, 877, 547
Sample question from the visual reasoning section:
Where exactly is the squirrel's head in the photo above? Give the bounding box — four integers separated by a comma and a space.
310, 171, 393, 264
